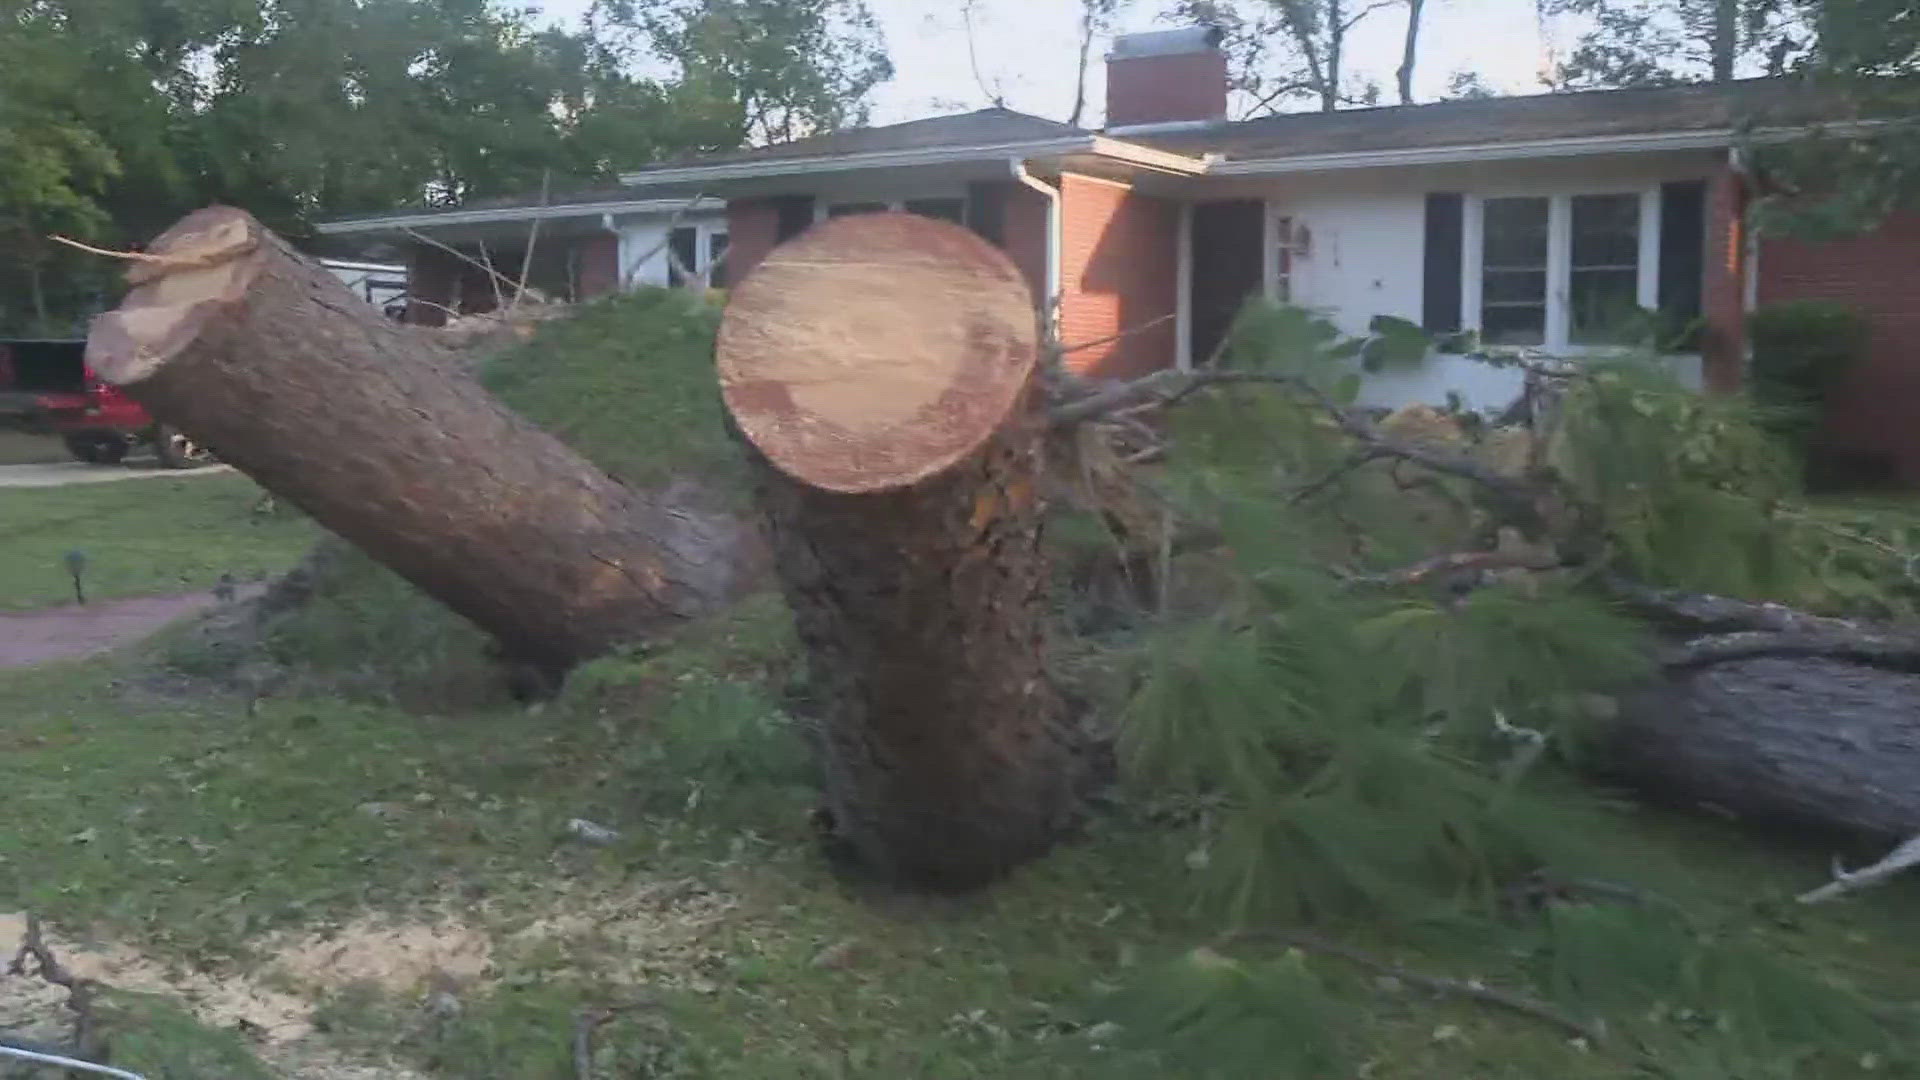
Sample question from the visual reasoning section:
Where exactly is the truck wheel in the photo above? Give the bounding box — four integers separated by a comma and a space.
64, 436, 127, 465
152, 425, 216, 469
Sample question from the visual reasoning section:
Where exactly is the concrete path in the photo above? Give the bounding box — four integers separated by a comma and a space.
0, 461, 232, 488
0, 591, 226, 668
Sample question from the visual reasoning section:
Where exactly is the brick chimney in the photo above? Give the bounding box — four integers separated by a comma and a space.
1105, 26, 1228, 130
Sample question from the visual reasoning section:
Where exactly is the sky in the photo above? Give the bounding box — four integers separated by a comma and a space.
536, 0, 1574, 127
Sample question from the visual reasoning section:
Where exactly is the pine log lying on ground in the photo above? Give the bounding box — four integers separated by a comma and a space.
1605, 581, 1920, 841
718, 212, 1078, 892
84, 206, 759, 673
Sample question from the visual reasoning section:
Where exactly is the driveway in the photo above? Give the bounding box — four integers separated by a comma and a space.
0, 462, 233, 488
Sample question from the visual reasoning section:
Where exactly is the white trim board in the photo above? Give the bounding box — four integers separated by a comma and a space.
1209, 119, 1905, 177
318, 198, 724, 235
619, 138, 1096, 186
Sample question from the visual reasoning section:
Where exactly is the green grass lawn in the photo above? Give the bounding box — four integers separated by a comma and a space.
1, 599, 1916, 1079
0, 472, 314, 609
1, 296, 1915, 1077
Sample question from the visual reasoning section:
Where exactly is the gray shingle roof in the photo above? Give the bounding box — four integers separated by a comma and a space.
1134, 78, 1865, 162
633, 107, 1089, 170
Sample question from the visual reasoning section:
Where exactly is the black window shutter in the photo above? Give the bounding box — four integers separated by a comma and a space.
773, 195, 815, 242
1422, 193, 1464, 333
1658, 180, 1706, 349
964, 181, 1005, 244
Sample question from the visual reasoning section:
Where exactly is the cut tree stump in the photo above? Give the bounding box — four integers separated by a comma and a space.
718, 212, 1076, 891
85, 206, 756, 672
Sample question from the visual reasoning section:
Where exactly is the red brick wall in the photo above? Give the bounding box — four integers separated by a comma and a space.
1106, 52, 1228, 127
575, 234, 621, 298
1701, 166, 1748, 393
1758, 212, 1920, 483
726, 198, 783, 285
1058, 174, 1179, 380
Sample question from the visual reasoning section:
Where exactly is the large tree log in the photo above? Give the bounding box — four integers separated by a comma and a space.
1604, 583, 1920, 839
84, 206, 756, 672
717, 212, 1077, 891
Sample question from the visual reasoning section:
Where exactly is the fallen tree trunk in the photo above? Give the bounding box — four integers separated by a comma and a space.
718, 212, 1077, 891
1605, 583, 1920, 839
84, 206, 757, 672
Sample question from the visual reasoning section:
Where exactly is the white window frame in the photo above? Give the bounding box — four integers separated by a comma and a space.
664, 220, 730, 288
1462, 187, 1661, 352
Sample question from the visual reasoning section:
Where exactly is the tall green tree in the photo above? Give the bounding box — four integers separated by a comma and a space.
600, 0, 892, 145
1538, 0, 1809, 88
1173, 0, 1389, 115
0, 0, 894, 331
1753, 0, 1920, 233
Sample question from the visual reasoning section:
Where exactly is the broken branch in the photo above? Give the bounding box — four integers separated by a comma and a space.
1340, 549, 1570, 589
1057, 312, 1177, 355
1797, 835, 1920, 903
401, 226, 523, 303
1227, 929, 1605, 1044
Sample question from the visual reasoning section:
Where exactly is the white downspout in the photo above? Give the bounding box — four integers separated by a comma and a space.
1009, 160, 1062, 333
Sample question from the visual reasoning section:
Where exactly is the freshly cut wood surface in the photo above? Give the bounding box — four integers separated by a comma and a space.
717, 211, 1038, 494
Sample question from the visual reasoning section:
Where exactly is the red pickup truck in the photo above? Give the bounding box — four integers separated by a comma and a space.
0, 338, 213, 467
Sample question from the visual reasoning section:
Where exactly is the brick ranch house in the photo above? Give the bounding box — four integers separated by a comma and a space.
320, 27, 1920, 481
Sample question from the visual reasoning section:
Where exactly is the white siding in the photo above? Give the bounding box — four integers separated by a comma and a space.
1235, 152, 1718, 411
617, 220, 673, 288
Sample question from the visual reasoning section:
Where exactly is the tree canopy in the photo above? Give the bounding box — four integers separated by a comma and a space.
0, 0, 890, 331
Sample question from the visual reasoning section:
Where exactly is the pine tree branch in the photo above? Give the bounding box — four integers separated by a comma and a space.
1287, 448, 1386, 504
1227, 929, 1606, 1043
1051, 368, 1546, 525
1340, 549, 1569, 588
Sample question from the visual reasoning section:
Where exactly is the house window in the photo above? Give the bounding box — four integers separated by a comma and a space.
1480, 197, 1550, 346
648, 223, 729, 289
1468, 190, 1657, 351
1274, 214, 1294, 304
1568, 193, 1642, 344
666, 226, 699, 287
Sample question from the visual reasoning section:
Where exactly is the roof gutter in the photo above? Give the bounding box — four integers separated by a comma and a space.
1009, 160, 1061, 331
1210, 128, 1738, 175
317, 198, 723, 235
1209, 118, 1908, 176
619, 137, 1095, 187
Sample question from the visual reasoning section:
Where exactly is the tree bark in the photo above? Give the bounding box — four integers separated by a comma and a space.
717, 212, 1077, 891
1613, 655, 1920, 838
84, 206, 758, 673
1396, 0, 1425, 105
1602, 584, 1920, 839
1712, 0, 1738, 81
